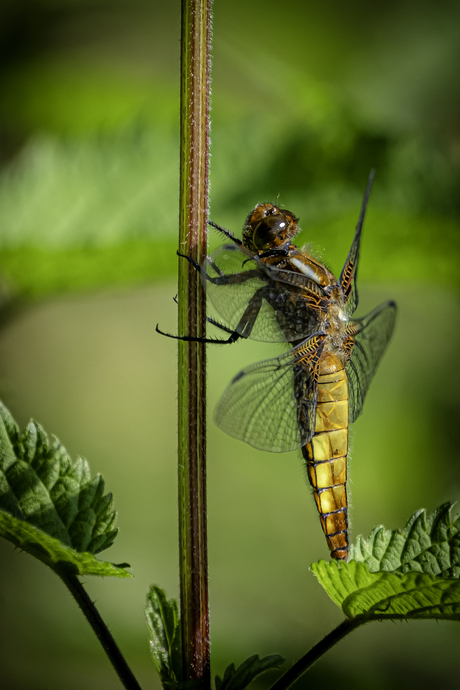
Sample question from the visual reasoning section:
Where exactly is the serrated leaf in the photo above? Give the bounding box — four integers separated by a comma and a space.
349, 503, 460, 577
0, 129, 180, 301
0, 402, 129, 577
311, 560, 460, 621
214, 654, 285, 690
0, 509, 130, 577
146, 586, 182, 687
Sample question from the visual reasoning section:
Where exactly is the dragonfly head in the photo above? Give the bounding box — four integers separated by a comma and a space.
243, 203, 299, 253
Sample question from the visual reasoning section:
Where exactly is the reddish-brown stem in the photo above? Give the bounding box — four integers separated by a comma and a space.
177, 0, 212, 686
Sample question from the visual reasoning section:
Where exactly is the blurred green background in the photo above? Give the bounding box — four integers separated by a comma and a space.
1, 1, 460, 688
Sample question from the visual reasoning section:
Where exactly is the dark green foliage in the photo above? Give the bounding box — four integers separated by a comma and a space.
312, 560, 460, 621
146, 586, 183, 689
0, 240, 178, 299
312, 504, 460, 622
145, 586, 284, 690
349, 503, 460, 577
0, 402, 129, 577
214, 655, 285, 690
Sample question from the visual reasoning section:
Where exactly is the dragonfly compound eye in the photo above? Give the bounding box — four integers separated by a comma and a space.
243, 203, 300, 251
252, 216, 289, 250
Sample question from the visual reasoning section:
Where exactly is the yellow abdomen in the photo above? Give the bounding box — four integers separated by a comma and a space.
302, 352, 349, 560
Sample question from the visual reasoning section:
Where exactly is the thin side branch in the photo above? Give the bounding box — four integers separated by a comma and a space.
60, 572, 142, 690
269, 617, 364, 690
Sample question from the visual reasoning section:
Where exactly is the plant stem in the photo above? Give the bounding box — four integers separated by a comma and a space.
177, 0, 212, 686
60, 572, 142, 690
269, 617, 364, 690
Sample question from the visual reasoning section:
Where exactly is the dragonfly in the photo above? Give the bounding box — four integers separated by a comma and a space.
158, 172, 396, 560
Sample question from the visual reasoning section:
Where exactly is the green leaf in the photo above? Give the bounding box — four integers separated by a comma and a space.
214, 654, 285, 690
0, 240, 178, 299
145, 589, 284, 690
0, 510, 129, 577
0, 402, 130, 578
146, 586, 182, 688
311, 560, 460, 621
311, 504, 460, 622
0, 130, 179, 300
349, 503, 460, 577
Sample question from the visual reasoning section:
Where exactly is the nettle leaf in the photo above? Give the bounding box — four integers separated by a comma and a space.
146, 586, 182, 689
311, 560, 460, 621
0, 130, 179, 293
0, 402, 130, 577
145, 587, 283, 690
215, 654, 285, 690
349, 503, 460, 577
311, 504, 460, 622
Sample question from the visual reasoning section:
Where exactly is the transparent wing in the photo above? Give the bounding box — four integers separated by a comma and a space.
214, 334, 325, 452
346, 300, 397, 422
340, 171, 374, 315
204, 244, 325, 343
203, 244, 283, 342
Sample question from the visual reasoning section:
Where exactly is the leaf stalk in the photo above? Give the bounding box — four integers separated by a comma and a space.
269, 617, 364, 690
60, 571, 142, 690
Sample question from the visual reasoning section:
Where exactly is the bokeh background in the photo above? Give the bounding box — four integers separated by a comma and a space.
0, 1, 460, 688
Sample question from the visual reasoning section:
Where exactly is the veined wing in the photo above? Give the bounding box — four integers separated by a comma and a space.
204, 244, 320, 342
340, 171, 374, 315
214, 333, 325, 452
346, 300, 397, 422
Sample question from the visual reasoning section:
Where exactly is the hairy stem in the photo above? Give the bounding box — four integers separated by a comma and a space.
270, 617, 364, 690
177, 0, 212, 685
60, 572, 142, 690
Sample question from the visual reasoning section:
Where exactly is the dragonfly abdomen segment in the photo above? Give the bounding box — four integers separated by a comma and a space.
302, 357, 349, 560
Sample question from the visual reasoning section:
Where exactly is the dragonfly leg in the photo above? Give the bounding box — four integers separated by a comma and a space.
177, 251, 260, 286
205, 317, 243, 343
155, 323, 241, 345
241, 247, 289, 268
207, 257, 225, 278
257, 247, 290, 259
177, 250, 202, 273
157, 284, 264, 344
207, 220, 242, 245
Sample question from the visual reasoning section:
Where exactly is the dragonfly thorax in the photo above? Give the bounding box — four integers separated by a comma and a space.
323, 299, 350, 359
